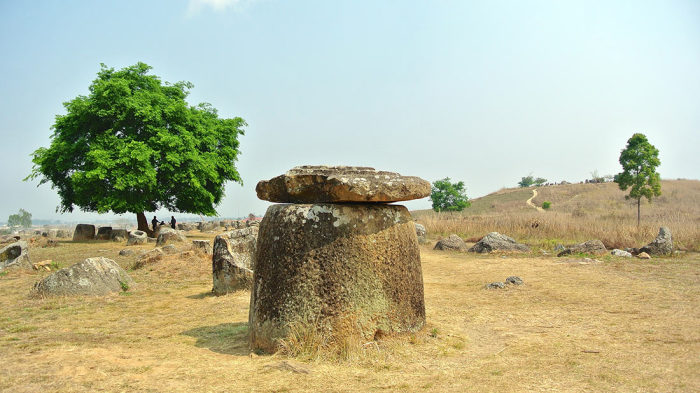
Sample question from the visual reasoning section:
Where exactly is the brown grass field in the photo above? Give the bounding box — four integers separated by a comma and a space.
1, 232, 698, 392
414, 179, 700, 251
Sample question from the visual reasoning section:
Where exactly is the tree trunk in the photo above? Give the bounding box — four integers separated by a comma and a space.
637, 198, 641, 227
136, 212, 154, 237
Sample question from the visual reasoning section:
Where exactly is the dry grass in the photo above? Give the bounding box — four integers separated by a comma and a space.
1, 236, 698, 392
414, 180, 700, 251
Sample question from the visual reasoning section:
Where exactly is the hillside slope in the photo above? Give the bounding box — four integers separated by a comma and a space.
413, 179, 700, 251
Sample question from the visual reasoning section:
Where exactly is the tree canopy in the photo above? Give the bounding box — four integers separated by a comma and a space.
26, 62, 246, 232
430, 178, 470, 212
518, 175, 546, 188
7, 209, 32, 228
613, 133, 661, 226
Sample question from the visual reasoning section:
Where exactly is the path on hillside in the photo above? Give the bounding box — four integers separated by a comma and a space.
526, 189, 545, 212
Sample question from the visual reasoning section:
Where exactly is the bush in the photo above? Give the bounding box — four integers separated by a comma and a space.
542, 201, 551, 210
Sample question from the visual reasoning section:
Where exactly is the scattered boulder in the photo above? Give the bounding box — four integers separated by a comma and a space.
31, 257, 134, 297
95, 226, 113, 240
505, 276, 523, 285
110, 229, 128, 242
55, 229, 70, 238
611, 249, 632, 257
118, 249, 134, 256
486, 282, 505, 289
557, 240, 607, 257
637, 252, 651, 260
177, 222, 198, 231
192, 240, 213, 254
212, 227, 258, 294
0, 241, 31, 271
147, 237, 157, 243
198, 221, 218, 232
73, 224, 96, 241
255, 165, 431, 203
414, 223, 426, 237
127, 230, 148, 246
468, 232, 529, 253
640, 227, 673, 256
156, 227, 187, 246
554, 244, 565, 252
433, 234, 468, 251
162, 244, 178, 254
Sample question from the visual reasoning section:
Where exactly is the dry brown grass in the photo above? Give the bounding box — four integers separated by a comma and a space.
415, 179, 700, 251
1, 237, 698, 392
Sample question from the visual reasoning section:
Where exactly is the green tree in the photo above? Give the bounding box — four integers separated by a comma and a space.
26, 63, 246, 235
7, 209, 32, 228
518, 175, 534, 188
518, 175, 546, 187
430, 178, 470, 212
613, 133, 661, 226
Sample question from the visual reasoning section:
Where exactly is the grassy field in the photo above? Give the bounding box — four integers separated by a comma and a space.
1, 235, 698, 392
414, 179, 700, 251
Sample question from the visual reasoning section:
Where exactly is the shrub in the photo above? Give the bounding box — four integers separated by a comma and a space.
542, 201, 551, 210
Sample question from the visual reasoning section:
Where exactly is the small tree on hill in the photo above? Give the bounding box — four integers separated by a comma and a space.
518, 175, 547, 187
26, 62, 246, 236
7, 209, 32, 228
613, 133, 661, 226
430, 178, 470, 212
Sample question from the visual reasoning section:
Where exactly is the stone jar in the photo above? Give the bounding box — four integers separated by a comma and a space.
249, 203, 426, 353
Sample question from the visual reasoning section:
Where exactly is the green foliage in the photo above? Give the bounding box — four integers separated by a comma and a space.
518, 175, 547, 187
7, 209, 32, 228
430, 178, 470, 212
613, 133, 661, 225
614, 133, 661, 202
542, 201, 551, 210
26, 62, 245, 219
119, 280, 130, 292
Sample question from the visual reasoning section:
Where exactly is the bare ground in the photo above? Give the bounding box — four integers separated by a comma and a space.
0, 238, 698, 392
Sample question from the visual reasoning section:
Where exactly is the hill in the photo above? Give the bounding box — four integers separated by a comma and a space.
413, 179, 700, 251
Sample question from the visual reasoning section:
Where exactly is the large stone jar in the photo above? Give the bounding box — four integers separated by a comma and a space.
249, 166, 429, 353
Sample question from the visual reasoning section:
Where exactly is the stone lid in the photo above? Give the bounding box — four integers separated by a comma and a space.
256, 165, 431, 203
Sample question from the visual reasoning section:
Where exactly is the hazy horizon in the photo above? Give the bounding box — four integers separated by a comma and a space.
1, 0, 698, 223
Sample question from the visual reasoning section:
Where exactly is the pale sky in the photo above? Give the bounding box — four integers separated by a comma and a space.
1, 0, 698, 223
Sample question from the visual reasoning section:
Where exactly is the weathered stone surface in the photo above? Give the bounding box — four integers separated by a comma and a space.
557, 240, 607, 257
414, 223, 426, 237
118, 249, 134, 256
212, 227, 258, 295
95, 226, 113, 240
637, 252, 651, 260
611, 249, 633, 257
192, 240, 213, 254
73, 224, 96, 241
256, 166, 431, 203
162, 244, 178, 254
177, 222, 198, 231
110, 229, 128, 242
250, 203, 425, 353
198, 221, 218, 232
127, 230, 147, 246
486, 282, 505, 289
0, 241, 31, 271
56, 229, 71, 238
433, 234, 468, 251
468, 232, 530, 253
156, 227, 187, 246
505, 276, 523, 285
31, 257, 134, 297
640, 227, 673, 256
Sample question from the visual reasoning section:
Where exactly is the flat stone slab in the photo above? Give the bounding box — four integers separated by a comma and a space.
256, 165, 431, 203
